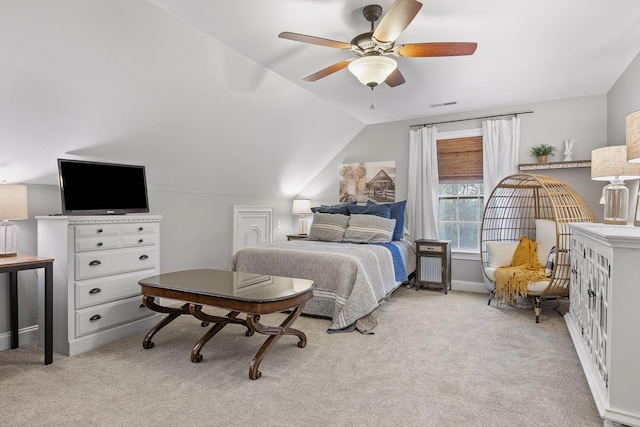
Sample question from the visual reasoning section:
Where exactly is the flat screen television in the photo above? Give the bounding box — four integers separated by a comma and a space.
57, 159, 150, 215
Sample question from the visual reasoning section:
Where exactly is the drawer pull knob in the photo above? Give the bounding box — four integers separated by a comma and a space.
89, 288, 102, 294
138, 227, 144, 231
139, 255, 149, 260
97, 242, 103, 247
97, 228, 103, 233
89, 260, 102, 266
138, 239, 144, 244
89, 314, 102, 321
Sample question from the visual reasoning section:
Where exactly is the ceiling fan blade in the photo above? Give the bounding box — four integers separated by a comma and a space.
385, 68, 406, 87
303, 59, 354, 82
372, 0, 423, 44
395, 42, 478, 57
278, 32, 353, 49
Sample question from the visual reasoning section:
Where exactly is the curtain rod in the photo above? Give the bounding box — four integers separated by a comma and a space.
410, 110, 534, 128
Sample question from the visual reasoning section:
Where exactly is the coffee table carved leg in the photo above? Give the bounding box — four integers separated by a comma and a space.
188, 305, 249, 363
141, 296, 190, 349
246, 303, 307, 380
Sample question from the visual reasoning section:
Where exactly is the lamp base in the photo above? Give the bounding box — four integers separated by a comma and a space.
298, 216, 308, 235
603, 180, 629, 225
0, 221, 19, 257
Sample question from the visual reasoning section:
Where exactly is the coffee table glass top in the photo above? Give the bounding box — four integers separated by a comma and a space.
139, 269, 315, 302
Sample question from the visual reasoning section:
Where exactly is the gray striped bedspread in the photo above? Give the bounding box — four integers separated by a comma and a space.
229, 240, 416, 332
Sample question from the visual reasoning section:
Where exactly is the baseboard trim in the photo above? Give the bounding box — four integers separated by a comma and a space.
0, 325, 39, 352
451, 280, 488, 294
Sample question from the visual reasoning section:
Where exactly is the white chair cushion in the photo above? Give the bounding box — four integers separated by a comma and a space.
486, 241, 520, 267
485, 267, 550, 292
535, 219, 556, 267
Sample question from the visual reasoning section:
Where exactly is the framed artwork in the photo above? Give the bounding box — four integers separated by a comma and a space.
339, 161, 395, 203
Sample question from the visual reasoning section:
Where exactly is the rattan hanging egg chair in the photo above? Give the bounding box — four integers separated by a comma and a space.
480, 173, 595, 322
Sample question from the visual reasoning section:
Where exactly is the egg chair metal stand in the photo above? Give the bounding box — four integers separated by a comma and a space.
480, 173, 595, 322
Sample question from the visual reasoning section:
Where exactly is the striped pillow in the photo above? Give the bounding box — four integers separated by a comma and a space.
307, 212, 350, 242
343, 214, 396, 244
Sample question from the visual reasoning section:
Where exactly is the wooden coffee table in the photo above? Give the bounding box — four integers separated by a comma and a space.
138, 269, 315, 380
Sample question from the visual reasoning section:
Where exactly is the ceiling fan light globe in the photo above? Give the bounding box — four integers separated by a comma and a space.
348, 56, 397, 87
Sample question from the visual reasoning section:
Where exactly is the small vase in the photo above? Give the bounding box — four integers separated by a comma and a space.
537, 155, 548, 163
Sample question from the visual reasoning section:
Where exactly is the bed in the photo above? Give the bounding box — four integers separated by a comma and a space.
230, 201, 416, 333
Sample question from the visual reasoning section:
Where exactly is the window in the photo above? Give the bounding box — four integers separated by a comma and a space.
436, 135, 484, 250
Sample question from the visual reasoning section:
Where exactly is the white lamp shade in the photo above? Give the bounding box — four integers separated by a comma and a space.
291, 199, 312, 215
0, 184, 28, 220
348, 56, 397, 87
591, 146, 640, 181
627, 110, 640, 163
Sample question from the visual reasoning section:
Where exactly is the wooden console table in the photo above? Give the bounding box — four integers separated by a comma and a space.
0, 254, 54, 364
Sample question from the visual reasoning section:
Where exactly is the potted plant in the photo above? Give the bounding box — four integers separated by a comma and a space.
530, 144, 556, 163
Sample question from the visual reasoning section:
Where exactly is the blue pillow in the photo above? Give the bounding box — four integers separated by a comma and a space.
346, 203, 391, 218
311, 201, 356, 215
388, 200, 406, 241
366, 200, 406, 240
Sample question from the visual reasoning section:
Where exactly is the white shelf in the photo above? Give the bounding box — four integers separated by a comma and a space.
518, 160, 591, 171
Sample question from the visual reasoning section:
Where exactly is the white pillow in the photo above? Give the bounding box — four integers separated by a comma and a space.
486, 241, 520, 267
535, 219, 556, 267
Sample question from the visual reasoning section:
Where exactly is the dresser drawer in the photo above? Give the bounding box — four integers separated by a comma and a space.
75, 247, 158, 280
75, 271, 153, 309
75, 224, 119, 237
75, 236, 122, 252
122, 234, 157, 248
122, 223, 156, 235
75, 296, 154, 337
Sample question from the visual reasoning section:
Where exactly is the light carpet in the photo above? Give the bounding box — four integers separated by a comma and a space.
0, 287, 602, 427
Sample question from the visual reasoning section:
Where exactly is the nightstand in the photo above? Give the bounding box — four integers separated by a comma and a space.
415, 239, 451, 293
286, 234, 308, 241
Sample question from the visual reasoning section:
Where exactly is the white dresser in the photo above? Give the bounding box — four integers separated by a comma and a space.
566, 223, 640, 427
37, 215, 162, 356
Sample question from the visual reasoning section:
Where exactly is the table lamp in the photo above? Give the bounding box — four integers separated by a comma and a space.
591, 146, 640, 224
0, 183, 28, 256
291, 199, 312, 235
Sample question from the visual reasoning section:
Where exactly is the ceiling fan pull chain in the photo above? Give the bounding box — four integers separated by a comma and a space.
370, 87, 375, 110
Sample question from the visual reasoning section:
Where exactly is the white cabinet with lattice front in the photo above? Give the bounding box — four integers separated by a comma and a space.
566, 223, 640, 427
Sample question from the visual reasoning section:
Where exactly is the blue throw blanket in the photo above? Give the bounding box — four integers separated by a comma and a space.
374, 242, 408, 282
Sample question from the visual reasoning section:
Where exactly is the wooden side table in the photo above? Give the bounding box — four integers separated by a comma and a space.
286, 234, 308, 241
415, 240, 451, 294
0, 254, 54, 364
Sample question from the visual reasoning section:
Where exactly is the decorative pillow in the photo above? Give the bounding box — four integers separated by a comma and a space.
366, 200, 406, 240
545, 246, 556, 277
535, 219, 556, 267
307, 212, 350, 242
342, 214, 396, 243
346, 203, 391, 218
485, 241, 520, 267
387, 200, 406, 241
311, 201, 356, 215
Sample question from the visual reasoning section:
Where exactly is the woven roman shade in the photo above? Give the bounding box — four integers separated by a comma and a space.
437, 136, 483, 183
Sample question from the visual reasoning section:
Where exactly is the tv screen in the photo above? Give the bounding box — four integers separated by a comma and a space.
57, 159, 149, 215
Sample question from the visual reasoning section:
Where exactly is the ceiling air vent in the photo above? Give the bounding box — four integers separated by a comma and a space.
430, 101, 457, 108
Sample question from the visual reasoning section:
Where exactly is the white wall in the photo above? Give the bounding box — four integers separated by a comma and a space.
607, 51, 640, 145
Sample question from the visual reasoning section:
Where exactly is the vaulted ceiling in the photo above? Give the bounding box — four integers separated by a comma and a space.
1, 1, 639, 198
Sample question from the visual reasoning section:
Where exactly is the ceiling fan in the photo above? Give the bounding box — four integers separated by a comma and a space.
278, 0, 477, 88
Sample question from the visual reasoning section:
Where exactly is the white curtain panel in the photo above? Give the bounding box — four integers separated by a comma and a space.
482, 117, 521, 203
407, 126, 440, 240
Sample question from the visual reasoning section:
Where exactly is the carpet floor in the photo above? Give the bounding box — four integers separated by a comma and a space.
0, 287, 602, 426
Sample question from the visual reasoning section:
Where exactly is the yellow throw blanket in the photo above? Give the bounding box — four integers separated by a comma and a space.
494, 235, 547, 303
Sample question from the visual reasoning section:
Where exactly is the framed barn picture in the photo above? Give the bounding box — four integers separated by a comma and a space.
339, 161, 395, 203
